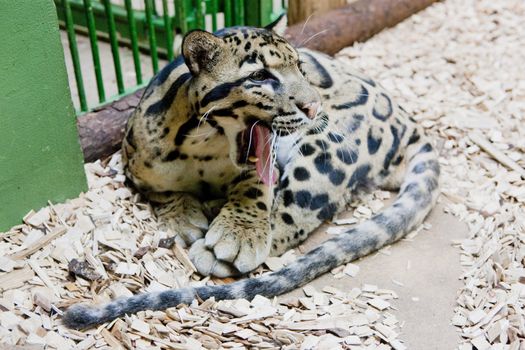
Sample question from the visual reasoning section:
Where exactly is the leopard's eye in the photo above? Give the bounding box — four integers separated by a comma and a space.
249, 69, 274, 82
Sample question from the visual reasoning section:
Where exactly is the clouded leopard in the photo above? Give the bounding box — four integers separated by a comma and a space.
64, 19, 439, 329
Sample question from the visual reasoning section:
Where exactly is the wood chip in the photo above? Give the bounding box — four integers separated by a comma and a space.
468, 309, 486, 325
33, 291, 52, 312
23, 207, 51, 227
67, 258, 101, 281
469, 132, 525, 178
303, 285, 317, 297
470, 335, 491, 350
234, 328, 257, 339
10, 226, 67, 260
115, 262, 139, 275
27, 260, 62, 297
368, 298, 391, 311
101, 328, 125, 350
0, 266, 34, 292
130, 319, 150, 334
343, 263, 360, 277
332, 217, 358, 225
264, 256, 286, 271
172, 243, 197, 273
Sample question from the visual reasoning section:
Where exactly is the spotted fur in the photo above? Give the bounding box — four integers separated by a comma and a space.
63, 23, 439, 329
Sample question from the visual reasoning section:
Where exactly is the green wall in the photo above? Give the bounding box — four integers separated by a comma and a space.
0, 0, 87, 231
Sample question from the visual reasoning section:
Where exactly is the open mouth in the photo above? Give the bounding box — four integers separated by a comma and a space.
237, 122, 278, 186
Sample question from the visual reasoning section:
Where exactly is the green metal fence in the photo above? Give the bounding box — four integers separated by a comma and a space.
55, 0, 285, 115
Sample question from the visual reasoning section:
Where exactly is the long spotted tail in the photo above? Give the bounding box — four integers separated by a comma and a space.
63, 139, 439, 329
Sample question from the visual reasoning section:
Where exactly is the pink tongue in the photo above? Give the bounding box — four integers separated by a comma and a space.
254, 125, 278, 185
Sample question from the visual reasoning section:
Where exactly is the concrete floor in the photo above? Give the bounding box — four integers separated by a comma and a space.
289, 204, 465, 349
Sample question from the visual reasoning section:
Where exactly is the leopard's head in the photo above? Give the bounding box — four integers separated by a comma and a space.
182, 25, 321, 184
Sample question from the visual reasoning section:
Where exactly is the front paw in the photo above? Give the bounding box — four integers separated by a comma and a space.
189, 217, 271, 277
188, 239, 239, 277
154, 196, 208, 247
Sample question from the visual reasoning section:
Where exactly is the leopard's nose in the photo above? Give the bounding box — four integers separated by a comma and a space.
297, 101, 321, 119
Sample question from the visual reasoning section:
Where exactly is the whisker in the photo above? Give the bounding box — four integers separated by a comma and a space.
186, 130, 216, 145
260, 131, 275, 185
254, 131, 271, 187
185, 126, 216, 139
299, 29, 330, 47
185, 105, 222, 144
196, 106, 217, 132
300, 14, 315, 37
269, 132, 278, 194
246, 120, 262, 162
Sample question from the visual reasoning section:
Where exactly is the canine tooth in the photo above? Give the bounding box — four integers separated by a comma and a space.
248, 156, 259, 163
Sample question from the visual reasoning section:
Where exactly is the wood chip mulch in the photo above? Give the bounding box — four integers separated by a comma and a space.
0, 153, 405, 350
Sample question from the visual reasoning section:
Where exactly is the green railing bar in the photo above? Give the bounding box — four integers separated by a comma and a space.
145, 0, 159, 72
224, 0, 232, 27
175, 0, 188, 34
209, 0, 218, 31
184, 0, 195, 31
194, 0, 205, 30
261, 0, 272, 25
102, 0, 124, 94
124, 0, 143, 85
162, 0, 174, 61
245, 0, 274, 26
152, 0, 160, 16
62, 0, 88, 112
239, 0, 246, 25
234, 0, 244, 25
83, 0, 106, 103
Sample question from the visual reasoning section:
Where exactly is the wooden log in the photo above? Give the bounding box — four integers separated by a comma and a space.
287, 0, 347, 25
77, 0, 438, 162
285, 0, 439, 55
77, 89, 143, 162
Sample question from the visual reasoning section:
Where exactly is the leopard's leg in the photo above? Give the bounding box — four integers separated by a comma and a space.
269, 171, 349, 256
189, 170, 274, 277
152, 192, 209, 247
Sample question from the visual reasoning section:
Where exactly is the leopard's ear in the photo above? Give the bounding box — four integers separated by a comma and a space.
182, 30, 224, 75
264, 13, 287, 36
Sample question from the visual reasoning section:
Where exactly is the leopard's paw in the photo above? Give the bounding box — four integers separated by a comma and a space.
155, 195, 209, 246
188, 239, 239, 277
189, 217, 271, 277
